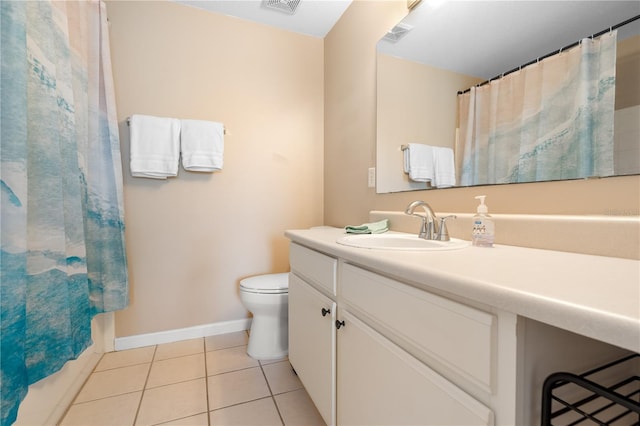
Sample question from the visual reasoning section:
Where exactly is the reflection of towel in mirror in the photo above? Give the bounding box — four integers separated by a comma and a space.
433, 147, 456, 188
345, 219, 389, 234
404, 143, 434, 182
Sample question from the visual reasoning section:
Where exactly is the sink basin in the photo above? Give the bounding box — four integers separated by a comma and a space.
336, 233, 469, 251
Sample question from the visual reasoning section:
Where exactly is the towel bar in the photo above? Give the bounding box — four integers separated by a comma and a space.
126, 117, 227, 135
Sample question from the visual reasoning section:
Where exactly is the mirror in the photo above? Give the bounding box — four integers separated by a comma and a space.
376, 1, 640, 193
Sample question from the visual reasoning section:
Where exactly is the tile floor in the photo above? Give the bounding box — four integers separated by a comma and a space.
60, 331, 325, 426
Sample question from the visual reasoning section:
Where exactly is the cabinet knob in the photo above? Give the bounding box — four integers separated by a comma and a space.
335, 320, 345, 329
321, 308, 331, 317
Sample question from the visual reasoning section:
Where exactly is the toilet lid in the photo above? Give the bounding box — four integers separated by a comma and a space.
240, 272, 289, 293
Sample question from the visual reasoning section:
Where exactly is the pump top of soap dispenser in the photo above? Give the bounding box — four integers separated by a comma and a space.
475, 195, 488, 214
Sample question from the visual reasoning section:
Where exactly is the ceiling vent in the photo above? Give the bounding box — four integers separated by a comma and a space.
383, 23, 413, 42
264, 0, 302, 14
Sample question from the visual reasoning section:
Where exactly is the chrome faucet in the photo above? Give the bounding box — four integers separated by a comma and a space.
405, 200, 437, 239
404, 200, 456, 241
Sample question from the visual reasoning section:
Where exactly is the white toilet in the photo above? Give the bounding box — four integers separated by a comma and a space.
239, 272, 289, 360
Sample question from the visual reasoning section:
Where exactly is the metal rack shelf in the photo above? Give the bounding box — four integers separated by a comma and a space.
542, 354, 640, 425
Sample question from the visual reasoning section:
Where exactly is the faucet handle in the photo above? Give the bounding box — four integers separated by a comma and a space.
417, 215, 429, 239
436, 215, 457, 241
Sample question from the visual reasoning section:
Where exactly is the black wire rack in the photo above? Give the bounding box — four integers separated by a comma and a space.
541, 354, 640, 425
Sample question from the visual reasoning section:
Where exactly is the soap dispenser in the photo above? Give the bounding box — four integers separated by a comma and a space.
472, 195, 494, 247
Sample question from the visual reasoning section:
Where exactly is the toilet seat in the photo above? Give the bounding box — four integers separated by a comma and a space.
240, 272, 289, 294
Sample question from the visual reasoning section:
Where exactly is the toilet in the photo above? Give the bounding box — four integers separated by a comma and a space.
239, 272, 289, 360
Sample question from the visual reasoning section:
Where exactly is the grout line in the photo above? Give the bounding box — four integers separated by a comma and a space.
203, 330, 251, 354
208, 396, 275, 416
92, 360, 151, 373
258, 361, 274, 396
143, 375, 208, 392
207, 364, 261, 379
203, 338, 211, 426
132, 344, 157, 425
205, 343, 247, 353
258, 360, 286, 426
64, 389, 144, 406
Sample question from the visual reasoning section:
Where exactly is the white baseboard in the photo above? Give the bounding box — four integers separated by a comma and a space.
114, 318, 252, 351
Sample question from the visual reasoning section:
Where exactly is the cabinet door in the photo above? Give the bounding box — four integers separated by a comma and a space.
337, 310, 494, 426
288, 273, 336, 425
342, 263, 495, 393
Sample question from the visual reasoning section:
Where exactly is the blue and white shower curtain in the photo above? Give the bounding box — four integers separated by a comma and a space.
458, 31, 617, 186
1, 2, 128, 425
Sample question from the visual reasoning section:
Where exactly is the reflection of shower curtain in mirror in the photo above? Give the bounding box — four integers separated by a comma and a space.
458, 31, 617, 186
1, 2, 128, 425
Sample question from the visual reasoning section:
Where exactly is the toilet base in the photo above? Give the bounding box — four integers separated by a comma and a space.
247, 346, 288, 361
246, 315, 289, 361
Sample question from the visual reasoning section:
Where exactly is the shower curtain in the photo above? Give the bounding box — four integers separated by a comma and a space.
458, 31, 617, 186
1, 2, 128, 425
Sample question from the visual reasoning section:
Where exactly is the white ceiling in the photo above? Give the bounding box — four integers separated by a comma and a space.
173, 0, 352, 38
379, 1, 640, 80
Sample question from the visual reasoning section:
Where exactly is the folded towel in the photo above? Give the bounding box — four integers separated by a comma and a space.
433, 147, 456, 188
404, 143, 434, 182
181, 119, 224, 172
129, 114, 181, 179
345, 219, 389, 234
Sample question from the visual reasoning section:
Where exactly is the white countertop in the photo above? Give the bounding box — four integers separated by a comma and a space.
285, 227, 640, 353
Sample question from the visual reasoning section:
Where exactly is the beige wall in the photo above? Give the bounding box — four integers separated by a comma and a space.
107, 1, 324, 337
324, 0, 640, 227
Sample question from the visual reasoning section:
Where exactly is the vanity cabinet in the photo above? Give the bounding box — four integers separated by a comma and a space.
289, 242, 502, 425
287, 228, 638, 425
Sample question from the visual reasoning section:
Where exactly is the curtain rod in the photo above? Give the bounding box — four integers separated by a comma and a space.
457, 14, 640, 95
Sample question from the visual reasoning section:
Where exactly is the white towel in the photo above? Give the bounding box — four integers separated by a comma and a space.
129, 115, 181, 179
404, 143, 434, 182
181, 119, 224, 172
433, 147, 456, 188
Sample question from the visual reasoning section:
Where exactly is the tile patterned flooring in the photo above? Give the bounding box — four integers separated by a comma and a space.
60, 331, 325, 425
